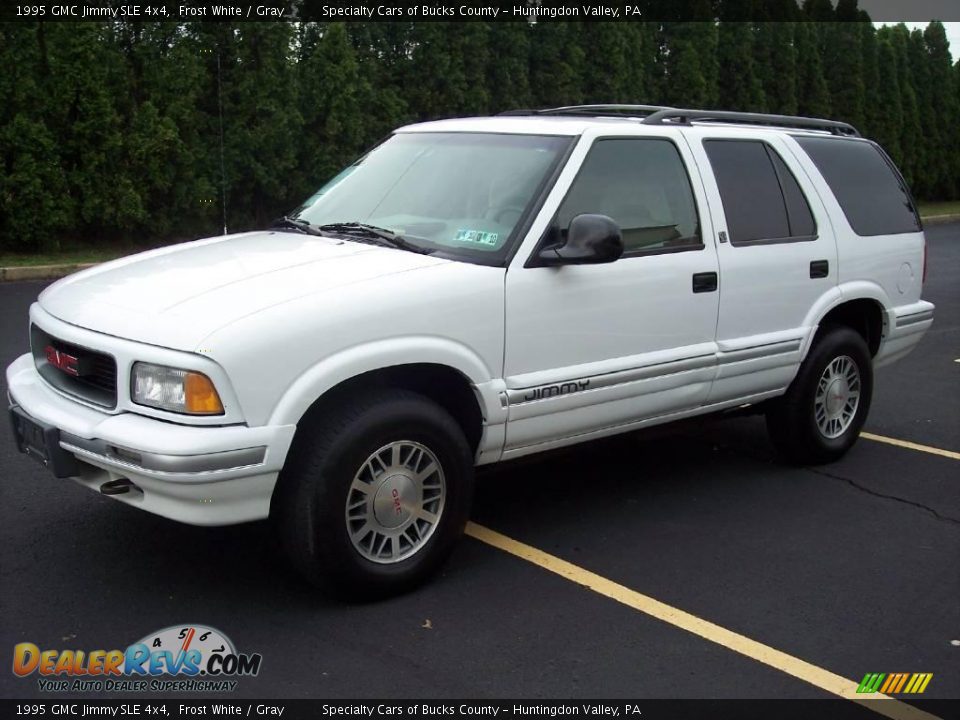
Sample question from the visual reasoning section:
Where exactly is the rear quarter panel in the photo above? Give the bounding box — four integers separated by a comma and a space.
781, 137, 926, 314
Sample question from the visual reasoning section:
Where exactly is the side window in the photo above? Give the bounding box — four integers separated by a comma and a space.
795, 136, 921, 236
769, 150, 817, 237
551, 138, 702, 255
704, 139, 817, 245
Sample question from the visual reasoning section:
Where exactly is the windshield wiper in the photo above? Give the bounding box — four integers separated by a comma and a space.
270, 216, 327, 236
317, 222, 433, 254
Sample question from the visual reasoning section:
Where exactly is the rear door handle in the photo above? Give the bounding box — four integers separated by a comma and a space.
692, 272, 718, 293
810, 260, 829, 278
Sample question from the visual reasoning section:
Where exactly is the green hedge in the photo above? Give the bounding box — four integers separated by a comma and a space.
2, 10, 958, 253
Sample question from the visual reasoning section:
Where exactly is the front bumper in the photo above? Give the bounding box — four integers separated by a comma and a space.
7, 353, 296, 526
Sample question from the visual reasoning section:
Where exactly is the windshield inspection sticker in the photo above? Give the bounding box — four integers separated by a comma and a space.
455, 229, 499, 246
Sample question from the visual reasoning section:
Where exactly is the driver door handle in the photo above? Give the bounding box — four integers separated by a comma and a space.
692, 272, 718, 293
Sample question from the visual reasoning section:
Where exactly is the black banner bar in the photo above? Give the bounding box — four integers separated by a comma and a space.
4, 0, 960, 23
4, 700, 960, 720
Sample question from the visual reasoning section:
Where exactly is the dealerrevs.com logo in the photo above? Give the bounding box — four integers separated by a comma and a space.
13, 624, 262, 693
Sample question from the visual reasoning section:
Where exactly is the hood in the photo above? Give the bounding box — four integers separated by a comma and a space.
39, 231, 452, 351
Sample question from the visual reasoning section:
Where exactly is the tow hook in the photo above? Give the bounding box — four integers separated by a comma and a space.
100, 478, 135, 496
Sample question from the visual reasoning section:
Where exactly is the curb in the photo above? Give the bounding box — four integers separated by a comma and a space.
0, 263, 98, 283
921, 212, 960, 226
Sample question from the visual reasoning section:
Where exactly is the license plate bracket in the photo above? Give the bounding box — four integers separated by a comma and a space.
9, 406, 81, 478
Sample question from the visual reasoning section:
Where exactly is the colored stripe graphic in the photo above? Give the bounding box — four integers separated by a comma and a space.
904, 674, 933, 694
859, 673, 887, 693
860, 673, 932, 695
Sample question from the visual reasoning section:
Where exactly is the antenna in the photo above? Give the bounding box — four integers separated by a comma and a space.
216, 47, 228, 235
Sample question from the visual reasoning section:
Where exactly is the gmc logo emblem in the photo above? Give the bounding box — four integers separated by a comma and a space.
45, 345, 79, 376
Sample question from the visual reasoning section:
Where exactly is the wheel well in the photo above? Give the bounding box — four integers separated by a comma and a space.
818, 299, 884, 356
297, 364, 484, 453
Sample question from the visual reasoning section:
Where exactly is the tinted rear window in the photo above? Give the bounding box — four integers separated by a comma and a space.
795, 137, 920, 236
704, 139, 815, 244
769, 150, 816, 237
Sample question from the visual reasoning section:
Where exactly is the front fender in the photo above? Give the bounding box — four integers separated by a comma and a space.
266, 336, 499, 427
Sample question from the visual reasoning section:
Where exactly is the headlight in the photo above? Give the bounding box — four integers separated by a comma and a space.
131, 362, 224, 415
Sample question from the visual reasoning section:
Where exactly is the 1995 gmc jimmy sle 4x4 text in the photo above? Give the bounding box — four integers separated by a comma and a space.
7, 105, 935, 596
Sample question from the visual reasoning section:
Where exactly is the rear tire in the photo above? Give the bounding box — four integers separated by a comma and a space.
766, 326, 873, 465
272, 388, 474, 599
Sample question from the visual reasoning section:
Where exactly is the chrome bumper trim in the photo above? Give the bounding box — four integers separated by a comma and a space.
59, 432, 266, 475
896, 309, 934, 328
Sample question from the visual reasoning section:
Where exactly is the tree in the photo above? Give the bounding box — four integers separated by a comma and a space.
756, 21, 798, 115
487, 22, 531, 111
346, 23, 412, 134
802, 0, 835, 22
581, 23, 642, 104
620, 23, 655, 103
296, 23, 369, 196
887, 25, 923, 189
922, 22, 959, 199
0, 24, 73, 252
3, 7, 960, 254
907, 28, 934, 197
859, 17, 881, 139
196, 22, 302, 228
113, 23, 213, 240
794, 21, 831, 116
716, 1, 766, 112
41, 24, 131, 240
660, 22, 716, 108
404, 22, 495, 119
873, 31, 903, 162
528, 22, 584, 107
821, 1, 866, 130
453, 22, 492, 115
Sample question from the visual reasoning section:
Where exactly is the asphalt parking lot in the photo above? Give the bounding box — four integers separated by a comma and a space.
1, 223, 957, 712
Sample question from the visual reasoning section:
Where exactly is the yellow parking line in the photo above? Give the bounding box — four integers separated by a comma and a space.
861, 432, 960, 461
465, 521, 941, 720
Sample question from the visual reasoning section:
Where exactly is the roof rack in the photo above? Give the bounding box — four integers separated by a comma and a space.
642, 108, 860, 137
498, 104, 674, 118
497, 104, 860, 137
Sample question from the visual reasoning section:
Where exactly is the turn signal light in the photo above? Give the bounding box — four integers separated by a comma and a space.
185, 372, 224, 414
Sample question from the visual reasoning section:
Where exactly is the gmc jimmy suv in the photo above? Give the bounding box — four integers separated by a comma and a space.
7, 105, 935, 596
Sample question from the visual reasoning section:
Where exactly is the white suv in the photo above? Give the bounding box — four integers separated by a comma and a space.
7, 105, 935, 596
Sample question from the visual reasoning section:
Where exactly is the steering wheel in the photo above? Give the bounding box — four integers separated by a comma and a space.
487, 195, 528, 225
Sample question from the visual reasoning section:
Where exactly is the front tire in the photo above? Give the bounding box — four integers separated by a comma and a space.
766, 326, 873, 465
272, 388, 474, 598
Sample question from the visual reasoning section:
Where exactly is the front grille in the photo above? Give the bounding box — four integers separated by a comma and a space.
31, 325, 118, 409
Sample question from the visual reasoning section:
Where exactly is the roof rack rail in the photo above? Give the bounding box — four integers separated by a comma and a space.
497, 104, 859, 137
499, 104, 674, 117
641, 108, 860, 137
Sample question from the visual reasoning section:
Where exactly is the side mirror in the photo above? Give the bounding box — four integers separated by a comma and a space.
538, 214, 624, 266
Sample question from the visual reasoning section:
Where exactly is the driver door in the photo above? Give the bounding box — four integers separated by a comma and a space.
502, 132, 721, 455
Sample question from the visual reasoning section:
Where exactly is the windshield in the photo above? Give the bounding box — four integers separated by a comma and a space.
292, 132, 572, 264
